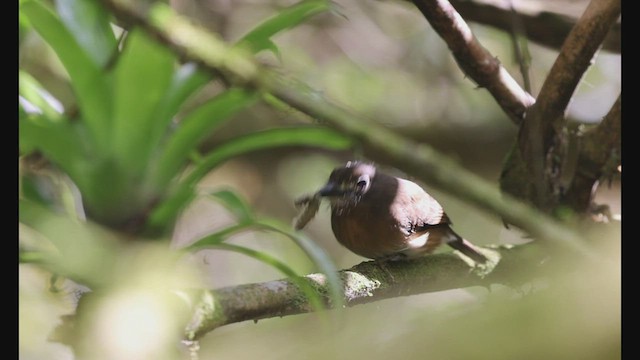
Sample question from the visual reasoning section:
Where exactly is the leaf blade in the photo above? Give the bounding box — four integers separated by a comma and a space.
19, 116, 89, 191
255, 219, 344, 310
201, 242, 327, 312
20, 0, 112, 152
184, 126, 351, 186
56, 0, 118, 67
236, 0, 331, 54
146, 126, 351, 233
153, 88, 259, 188
146, 63, 211, 161
208, 190, 255, 224
19, 70, 64, 120
112, 29, 176, 174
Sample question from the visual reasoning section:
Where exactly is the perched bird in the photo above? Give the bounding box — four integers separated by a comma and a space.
315, 161, 487, 263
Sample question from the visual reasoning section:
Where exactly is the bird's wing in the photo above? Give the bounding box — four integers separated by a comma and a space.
395, 179, 451, 233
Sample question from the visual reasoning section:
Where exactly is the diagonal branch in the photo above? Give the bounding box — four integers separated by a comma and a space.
445, 0, 621, 54
409, 0, 535, 124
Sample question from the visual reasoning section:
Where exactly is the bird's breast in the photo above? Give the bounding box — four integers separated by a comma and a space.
330, 206, 410, 259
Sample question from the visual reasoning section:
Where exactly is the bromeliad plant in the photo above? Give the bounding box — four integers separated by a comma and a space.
19, 0, 347, 341
20, 0, 345, 232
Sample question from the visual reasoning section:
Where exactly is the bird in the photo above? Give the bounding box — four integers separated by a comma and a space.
315, 161, 487, 264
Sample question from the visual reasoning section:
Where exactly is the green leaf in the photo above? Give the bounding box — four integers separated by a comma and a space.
200, 242, 327, 313
56, 0, 118, 67
112, 29, 176, 174
153, 88, 258, 188
20, 0, 112, 152
146, 63, 211, 161
19, 116, 89, 192
184, 126, 351, 186
19, 199, 118, 288
144, 187, 196, 236
185, 224, 252, 250
19, 70, 64, 120
254, 219, 344, 310
20, 169, 84, 220
208, 190, 255, 224
147, 126, 351, 233
235, 0, 332, 55
19, 7, 32, 44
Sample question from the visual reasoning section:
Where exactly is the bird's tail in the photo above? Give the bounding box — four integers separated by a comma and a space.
446, 231, 488, 264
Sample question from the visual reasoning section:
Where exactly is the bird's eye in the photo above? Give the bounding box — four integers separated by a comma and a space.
355, 175, 369, 191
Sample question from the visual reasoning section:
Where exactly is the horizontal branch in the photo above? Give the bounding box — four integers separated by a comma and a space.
185, 243, 544, 339
446, 0, 620, 54
410, 0, 535, 124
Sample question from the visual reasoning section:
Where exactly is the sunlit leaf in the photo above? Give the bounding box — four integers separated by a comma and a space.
146, 63, 211, 162
254, 218, 344, 310
144, 187, 196, 236
20, 0, 112, 152
19, 7, 32, 44
19, 199, 118, 288
235, 0, 332, 55
153, 88, 259, 188
184, 126, 351, 186
185, 224, 251, 250
171, 197, 340, 311
56, 0, 118, 67
20, 168, 84, 221
112, 29, 176, 174
19, 116, 89, 191
147, 127, 351, 233
208, 190, 255, 224
19, 70, 64, 120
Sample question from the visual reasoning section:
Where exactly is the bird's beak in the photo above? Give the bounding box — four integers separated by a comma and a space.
317, 182, 345, 197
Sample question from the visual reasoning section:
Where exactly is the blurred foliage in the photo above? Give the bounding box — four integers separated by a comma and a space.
19, 0, 620, 359
19, 0, 349, 357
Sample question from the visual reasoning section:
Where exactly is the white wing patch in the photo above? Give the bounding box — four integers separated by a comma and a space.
407, 233, 429, 248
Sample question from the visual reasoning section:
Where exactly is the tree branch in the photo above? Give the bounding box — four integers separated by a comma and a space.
444, 0, 621, 54
409, 0, 535, 124
516, 0, 620, 211
563, 94, 621, 213
184, 243, 544, 339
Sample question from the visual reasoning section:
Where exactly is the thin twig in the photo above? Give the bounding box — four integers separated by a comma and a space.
507, 1, 531, 93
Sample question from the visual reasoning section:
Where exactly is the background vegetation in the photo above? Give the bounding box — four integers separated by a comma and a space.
19, 0, 620, 359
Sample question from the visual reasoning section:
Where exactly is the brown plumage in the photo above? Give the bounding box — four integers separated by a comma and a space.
317, 161, 487, 263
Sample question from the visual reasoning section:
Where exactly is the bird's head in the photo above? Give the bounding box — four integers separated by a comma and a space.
318, 161, 376, 211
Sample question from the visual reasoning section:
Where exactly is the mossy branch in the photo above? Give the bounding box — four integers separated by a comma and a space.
183, 243, 544, 339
